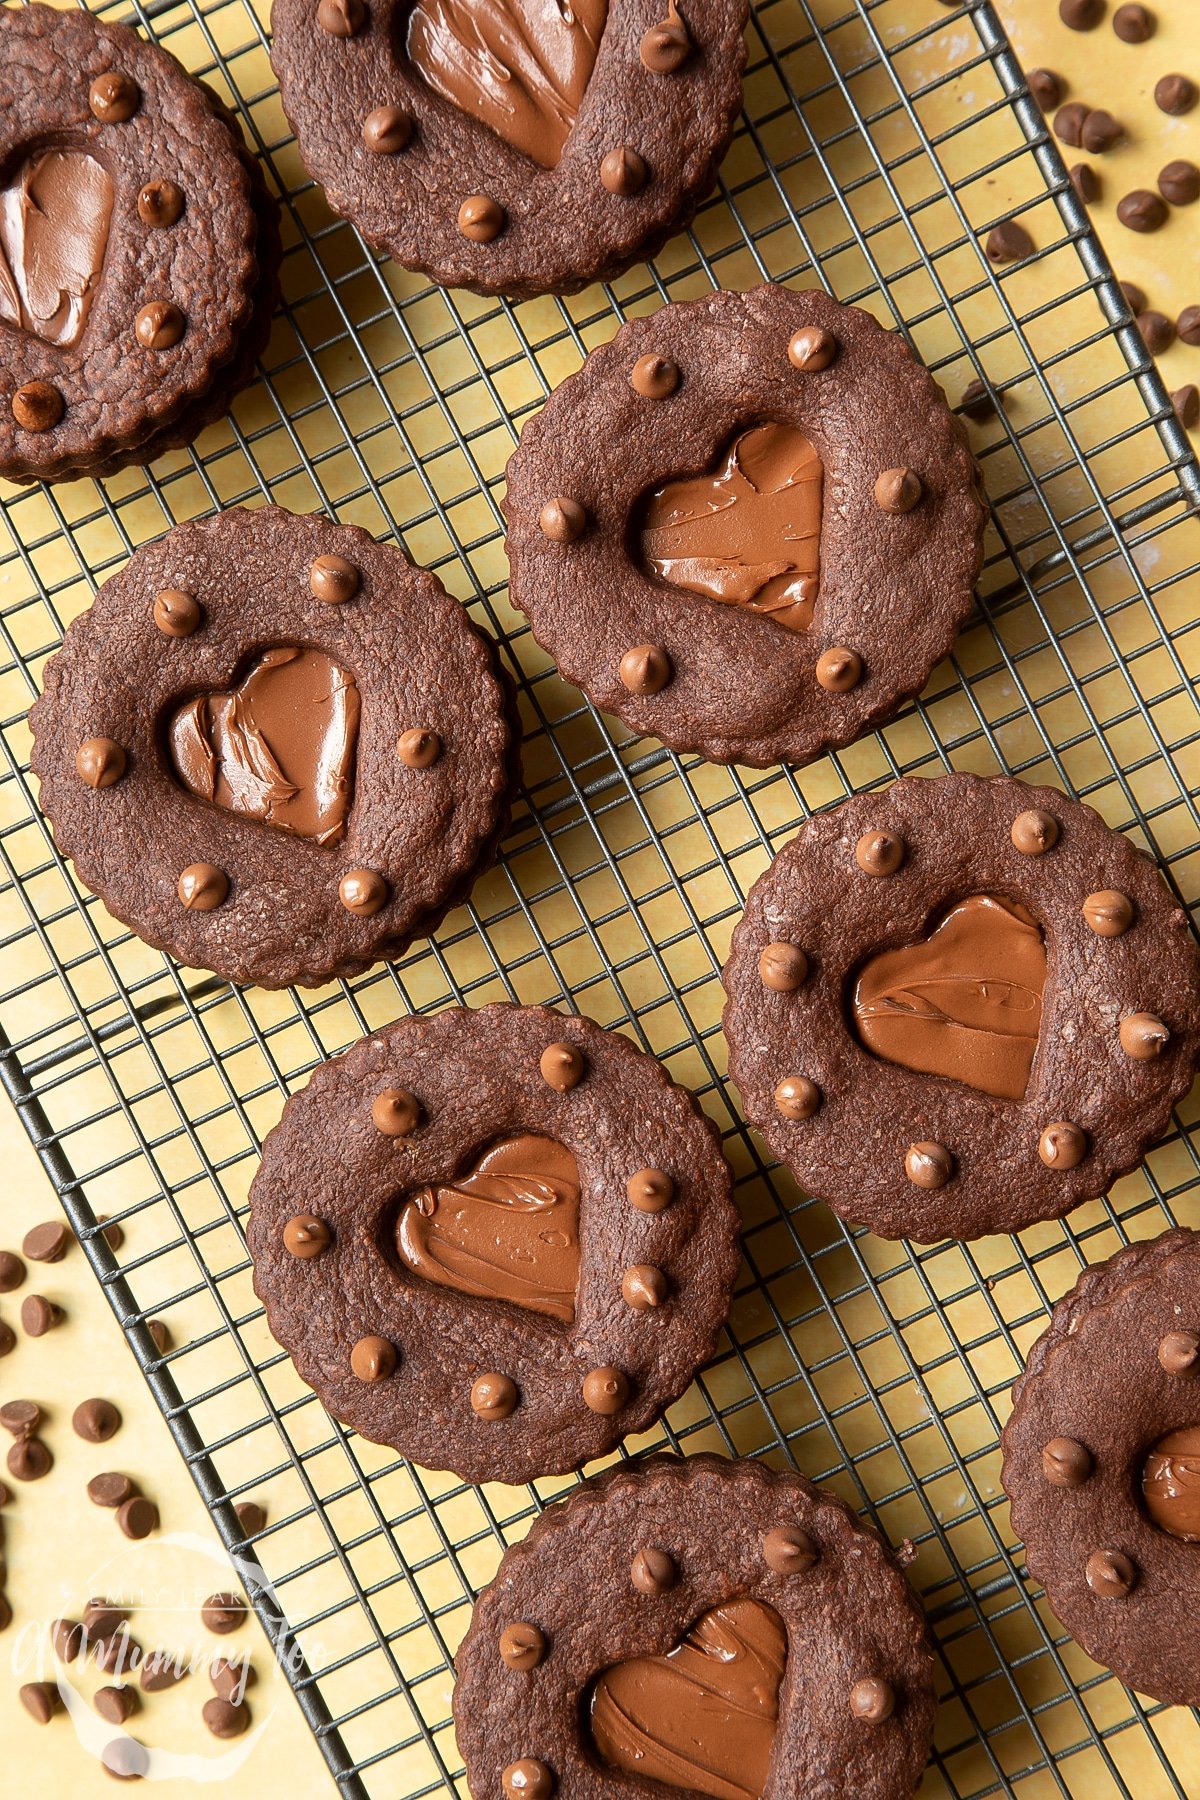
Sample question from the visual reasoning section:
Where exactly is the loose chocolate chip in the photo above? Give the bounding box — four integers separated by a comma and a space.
100, 1735, 149, 1781
1059, 0, 1103, 24
210, 1655, 256, 1702
146, 1318, 172, 1354
234, 1500, 267, 1535
74, 1398, 122, 1443
22, 1221, 71, 1263
1070, 163, 1099, 203
0, 1399, 41, 1438
0, 1320, 14, 1358
1155, 73, 1197, 115
140, 1650, 188, 1692
1112, 2, 1154, 39
7, 1437, 51, 1481
985, 219, 1035, 263
1178, 305, 1200, 345
960, 377, 998, 421
0, 1481, 10, 1507
201, 1592, 247, 1635
202, 1695, 250, 1738
52, 1617, 85, 1662
1053, 101, 1091, 147
21, 1294, 63, 1336
89, 1472, 137, 1509
92, 1630, 142, 1677
116, 1496, 159, 1540
0, 1251, 25, 1292
1117, 189, 1168, 232
85, 1598, 127, 1636
19, 1681, 61, 1724
1172, 385, 1200, 429
0, 1594, 11, 1631
96, 1215, 124, 1251
1159, 159, 1200, 205
1025, 68, 1063, 111
1080, 108, 1123, 151
1137, 310, 1175, 353
95, 1685, 137, 1725
1119, 279, 1148, 314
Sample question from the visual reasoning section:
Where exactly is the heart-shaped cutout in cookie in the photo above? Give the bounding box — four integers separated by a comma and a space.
852, 894, 1046, 1101
589, 1598, 786, 1800
637, 423, 823, 635
405, 0, 609, 170
396, 1133, 581, 1322
168, 646, 360, 847
0, 150, 114, 348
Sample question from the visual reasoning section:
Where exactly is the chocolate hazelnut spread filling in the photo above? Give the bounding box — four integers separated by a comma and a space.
1142, 1425, 1200, 1541
168, 646, 360, 846
638, 423, 823, 635
0, 149, 114, 348
852, 894, 1046, 1101
396, 1133, 581, 1322
405, 0, 608, 169
589, 1598, 786, 1800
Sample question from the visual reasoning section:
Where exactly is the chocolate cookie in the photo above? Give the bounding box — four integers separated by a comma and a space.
503, 284, 986, 767
29, 506, 517, 989
0, 4, 279, 485
1001, 1228, 1200, 1706
270, 0, 747, 299
721, 772, 1200, 1241
247, 1007, 739, 1483
454, 1453, 935, 1800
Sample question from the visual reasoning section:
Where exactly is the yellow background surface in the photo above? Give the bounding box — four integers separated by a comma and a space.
1, 0, 1199, 1797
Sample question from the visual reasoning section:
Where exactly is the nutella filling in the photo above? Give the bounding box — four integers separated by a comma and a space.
637, 423, 823, 636
0, 149, 114, 348
406, 0, 608, 169
589, 1598, 786, 1800
1142, 1425, 1200, 1541
168, 646, 360, 846
852, 895, 1046, 1102
395, 1133, 581, 1322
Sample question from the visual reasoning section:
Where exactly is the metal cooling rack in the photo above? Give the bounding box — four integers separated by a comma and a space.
2, 0, 1200, 1794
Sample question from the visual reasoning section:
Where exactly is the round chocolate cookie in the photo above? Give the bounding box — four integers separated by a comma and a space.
29, 506, 517, 989
1001, 1229, 1200, 1706
270, 0, 747, 299
503, 284, 986, 767
248, 1007, 739, 1483
721, 773, 1200, 1241
454, 1453, 935, 1800
0, 4, 279, 484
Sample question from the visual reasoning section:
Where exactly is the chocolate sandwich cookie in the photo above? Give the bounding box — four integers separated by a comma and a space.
29, 506, 517, 989
247, 1007, 739, 1483
0, 4, 279, 485
1001, 1228, 1200, 1706
721, 772, 1200, 1241
270, 0, 747, 299
504, 284, 986, 767
454, 1454, 935, 1800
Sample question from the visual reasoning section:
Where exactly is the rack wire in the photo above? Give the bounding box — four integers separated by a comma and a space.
1, 0, 1199, 1793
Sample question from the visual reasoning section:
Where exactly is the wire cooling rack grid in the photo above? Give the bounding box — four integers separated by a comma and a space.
2, 0, 1199, 1794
